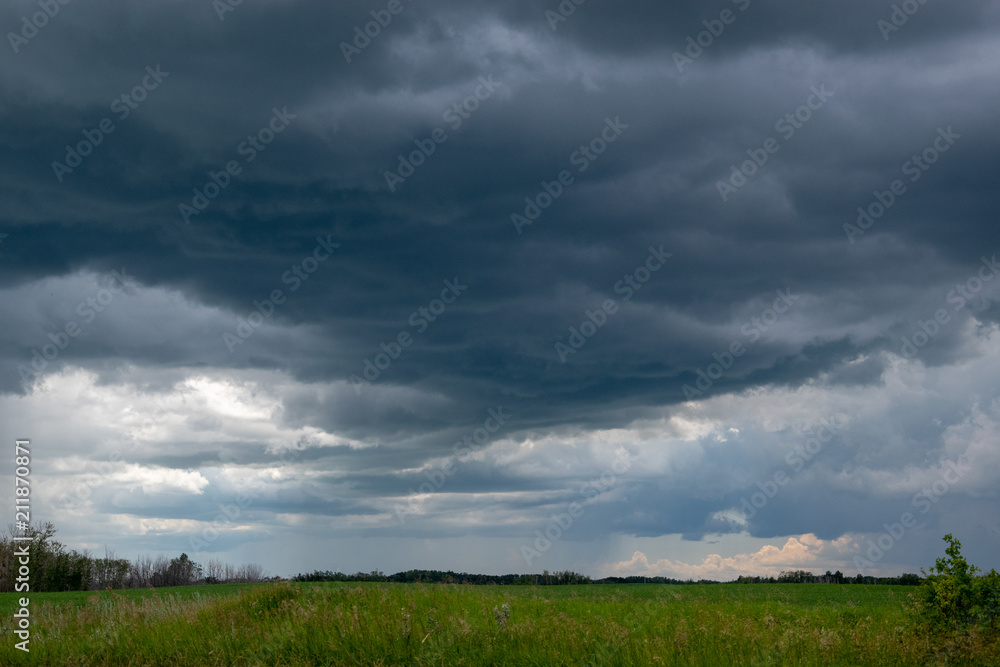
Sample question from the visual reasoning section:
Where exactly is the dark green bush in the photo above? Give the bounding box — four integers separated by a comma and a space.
914, 534, 1000, 632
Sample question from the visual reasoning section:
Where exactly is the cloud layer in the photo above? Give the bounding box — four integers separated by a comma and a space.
1, 0, 998, 577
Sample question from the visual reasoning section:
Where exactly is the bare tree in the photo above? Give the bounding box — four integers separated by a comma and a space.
204, 558, 225, 584
127, 554, 158, 588
237, 563, 268, 583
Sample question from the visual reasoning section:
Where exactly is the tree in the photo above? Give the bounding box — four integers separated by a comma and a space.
0, 522, 266, 592
915, 534, 1000, 631
151, 553, 201, 587
778, 570, 814, 583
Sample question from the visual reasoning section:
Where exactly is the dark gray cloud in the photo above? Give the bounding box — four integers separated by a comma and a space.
1, 0, 999, 577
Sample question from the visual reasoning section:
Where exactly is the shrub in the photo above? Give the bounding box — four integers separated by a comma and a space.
914, 534, 1000, 632
976, 568, 1000, 632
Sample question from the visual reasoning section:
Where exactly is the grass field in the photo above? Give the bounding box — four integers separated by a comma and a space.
0, 582, 997, 666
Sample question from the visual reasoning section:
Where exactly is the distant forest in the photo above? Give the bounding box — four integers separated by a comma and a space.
0, 523, 270, 593
292, 568, 922, 586
2, 523, 923, 593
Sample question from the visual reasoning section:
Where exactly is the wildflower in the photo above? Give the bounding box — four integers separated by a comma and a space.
493, 603, 511, 629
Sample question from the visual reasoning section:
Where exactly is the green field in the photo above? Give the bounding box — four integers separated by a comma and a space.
0, 582, 996, 665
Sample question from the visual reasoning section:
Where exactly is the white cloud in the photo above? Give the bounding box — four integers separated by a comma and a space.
602, 533, 857, 580
110, 464, 210, 495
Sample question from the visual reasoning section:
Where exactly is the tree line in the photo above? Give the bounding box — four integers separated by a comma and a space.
8, 522, 980, 594
742, 570, 922, 585
0, 523, 270, 592
292, 568, 924, 586
293, 569, 597, 585
293, 569, 714, 585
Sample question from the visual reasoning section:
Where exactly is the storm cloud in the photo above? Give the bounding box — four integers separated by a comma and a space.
1, 0, 998, 578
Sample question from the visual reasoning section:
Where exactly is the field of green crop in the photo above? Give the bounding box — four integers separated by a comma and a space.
0, 582, 997, 665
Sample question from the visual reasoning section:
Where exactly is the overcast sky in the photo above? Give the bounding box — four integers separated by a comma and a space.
2, 0, 999, 580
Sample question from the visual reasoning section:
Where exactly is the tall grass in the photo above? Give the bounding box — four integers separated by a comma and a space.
0, 583, 997, 665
